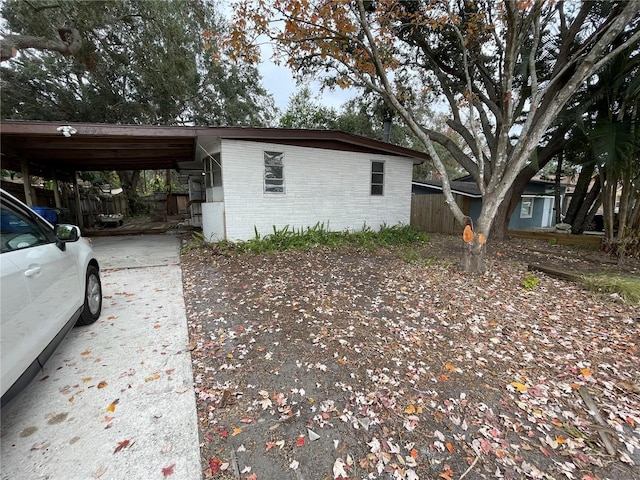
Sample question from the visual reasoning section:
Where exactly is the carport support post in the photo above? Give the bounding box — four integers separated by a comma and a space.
20, 158, 34, 206
51, 171, 62, 208
73, 173, 84, 229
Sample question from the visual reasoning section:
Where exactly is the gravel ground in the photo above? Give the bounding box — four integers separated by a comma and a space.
180, 234, 640, 480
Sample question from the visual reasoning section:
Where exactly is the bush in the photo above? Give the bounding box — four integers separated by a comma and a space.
186, 223, 430, 256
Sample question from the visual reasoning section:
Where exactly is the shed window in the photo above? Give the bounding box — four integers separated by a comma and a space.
371, 161, 384, 195
520, 196, 534, 218
264, 151, 284, 193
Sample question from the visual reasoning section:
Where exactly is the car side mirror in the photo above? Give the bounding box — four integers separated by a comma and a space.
55, 225, 81, 249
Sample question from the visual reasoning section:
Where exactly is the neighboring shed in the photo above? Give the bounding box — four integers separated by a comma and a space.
412, 176, 568, 233
0, 121, 430, 241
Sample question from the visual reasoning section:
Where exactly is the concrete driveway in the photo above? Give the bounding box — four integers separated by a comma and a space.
0, 235, 201, 480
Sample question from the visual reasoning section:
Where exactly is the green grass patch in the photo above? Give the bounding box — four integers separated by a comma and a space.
401, 247, 439, 267
182, 223, 430, 255
580, 274, 640, 305
523, 273, 540, 289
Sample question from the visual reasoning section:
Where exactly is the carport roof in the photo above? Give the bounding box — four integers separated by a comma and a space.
0, 120, 430, 180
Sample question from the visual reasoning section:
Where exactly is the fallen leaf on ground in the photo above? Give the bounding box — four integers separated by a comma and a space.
106, 399, 119, 412
161, 464, 175, 477
91, 465, 107, 478
208, 458, 222, 472
113, 439, 132, 454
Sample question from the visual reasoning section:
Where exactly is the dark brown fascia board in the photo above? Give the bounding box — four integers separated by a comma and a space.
206, 127, 430, 163
1, 121, 430, 164
0, 120, 201, 138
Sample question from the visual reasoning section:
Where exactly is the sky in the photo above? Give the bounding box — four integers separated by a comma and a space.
259, 61, 357, 112
257, 41, 357, 113
214, 1, 358, 113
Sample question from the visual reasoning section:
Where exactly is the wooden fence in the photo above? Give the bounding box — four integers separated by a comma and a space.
1, 181, 55, 207
410, 194, 470, 235
78, 192, 129, 226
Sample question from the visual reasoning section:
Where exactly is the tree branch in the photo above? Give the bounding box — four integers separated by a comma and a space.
1, 26, 82, 61
424, 127, 478, 175
353, 0, 466, 225
24, 0, 61, 13
445, 1, 488, 195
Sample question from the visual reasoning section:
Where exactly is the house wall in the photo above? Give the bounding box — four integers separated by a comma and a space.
509, 196, 557, 230
472, 195, 559, 230
219, 139, 414, 241
469, 199, 482, 224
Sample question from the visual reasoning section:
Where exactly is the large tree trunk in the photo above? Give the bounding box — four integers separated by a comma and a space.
630, 189, 640, 233
461, 215, 490, 274
554, 153, 564, 224
583, 196, 602, 233
117, 170, 142, 215
617, 176, 633, 240
462, 237, 486, 274
571, 177, 601, 234
564, 163, 595, 226
491, 200, 511, 241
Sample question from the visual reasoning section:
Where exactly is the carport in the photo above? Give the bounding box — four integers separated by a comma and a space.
0, 120, 202, 227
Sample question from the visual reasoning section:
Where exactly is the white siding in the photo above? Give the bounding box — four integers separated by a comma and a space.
220, 139, 414, 241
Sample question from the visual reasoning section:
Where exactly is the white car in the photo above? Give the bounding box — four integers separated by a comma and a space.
1, 189, 102, 405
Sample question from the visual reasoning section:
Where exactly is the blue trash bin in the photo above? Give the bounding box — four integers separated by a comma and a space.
31, 206, 59, 224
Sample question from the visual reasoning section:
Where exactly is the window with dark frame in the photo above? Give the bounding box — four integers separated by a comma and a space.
264, 151, 285, 193
371, 161, 384, 195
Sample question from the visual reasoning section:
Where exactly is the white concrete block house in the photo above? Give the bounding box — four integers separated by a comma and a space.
178, 129, 430, 242
0, 122, 430, 241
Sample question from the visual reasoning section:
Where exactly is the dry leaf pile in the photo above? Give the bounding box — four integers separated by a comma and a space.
181, 235, 640, 480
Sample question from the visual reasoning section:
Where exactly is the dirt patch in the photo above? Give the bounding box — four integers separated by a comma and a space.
181, 234, 640, 480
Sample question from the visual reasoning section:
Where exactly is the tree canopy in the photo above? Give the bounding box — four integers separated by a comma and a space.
279, 86, 339, 129
225, 0, 640, 271
0, 0, 276, 126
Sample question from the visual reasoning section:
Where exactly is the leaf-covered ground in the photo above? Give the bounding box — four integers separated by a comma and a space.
180, 234, 640, 480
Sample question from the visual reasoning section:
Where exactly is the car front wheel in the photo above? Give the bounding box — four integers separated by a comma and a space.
77, 265, 102, 326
